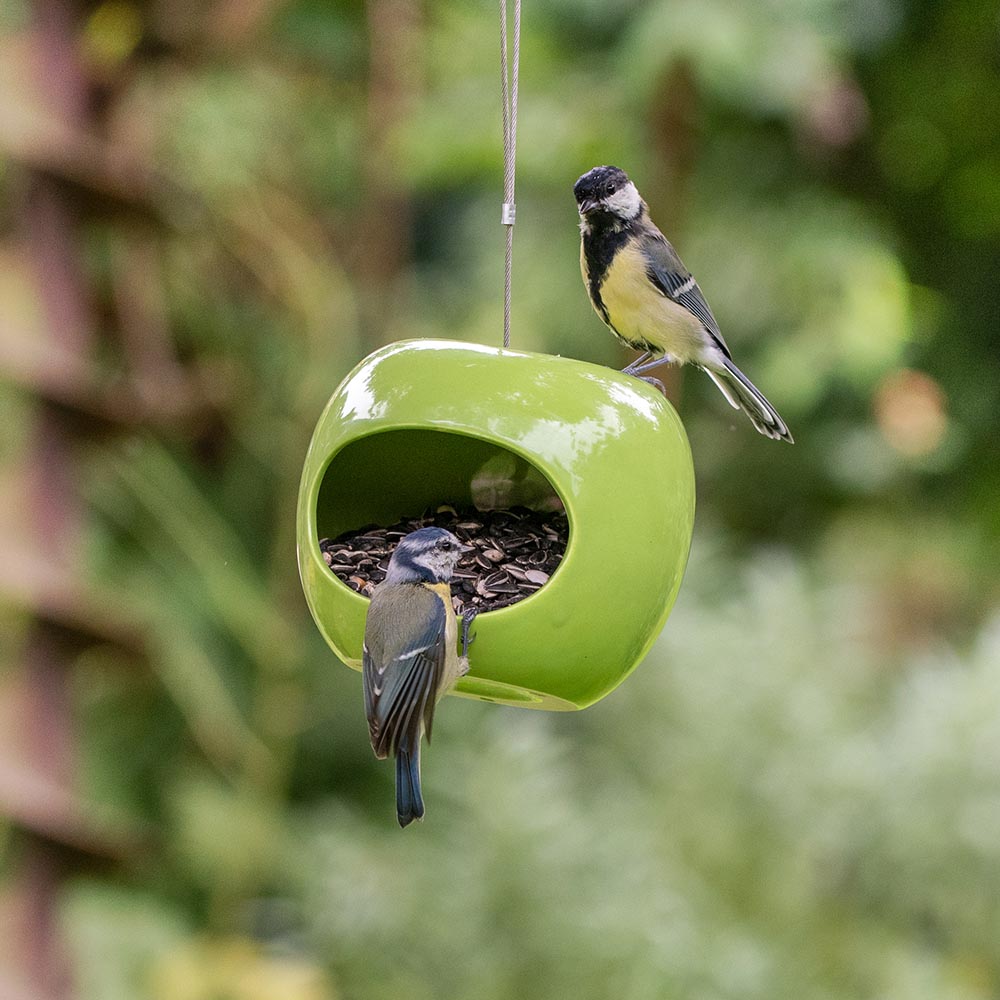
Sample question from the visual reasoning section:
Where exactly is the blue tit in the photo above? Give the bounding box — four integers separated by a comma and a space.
363, 526, 471, 827
574, 165, 793, 443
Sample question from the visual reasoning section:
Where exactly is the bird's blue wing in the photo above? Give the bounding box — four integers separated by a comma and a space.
363, 585, 447, 759
641, 233, 731, 358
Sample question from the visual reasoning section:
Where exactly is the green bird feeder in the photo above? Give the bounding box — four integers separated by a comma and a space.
296, 338, 695, 711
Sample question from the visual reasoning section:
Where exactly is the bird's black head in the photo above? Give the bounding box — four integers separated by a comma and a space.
384, 526, 468, 585
573, 165, 642, 221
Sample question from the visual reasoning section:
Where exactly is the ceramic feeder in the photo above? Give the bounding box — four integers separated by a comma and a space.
296, 338, 695, 710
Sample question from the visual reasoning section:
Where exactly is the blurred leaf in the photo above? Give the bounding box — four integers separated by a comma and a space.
151, 936, 336, 1000
167, 769, 286, 897
63, 882, 190, 1000
93, 438, 299, 675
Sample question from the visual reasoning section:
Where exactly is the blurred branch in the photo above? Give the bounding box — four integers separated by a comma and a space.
0, 755, 150, 862
645, 58, 701, 409
0, 539, 145, 652
109, 227, 214, 423
0, 967, 46, 1000
648, 59, 700, 234
9, 0, 95, 995
0, 106, 153, 207
208, 0, 290, 47
356, 0, 423, 340
0, 232, 223, 431
0, 32, 151, 206
6, 848, 72, 1000
0, 316, 224, 430
0, 320, 151, 425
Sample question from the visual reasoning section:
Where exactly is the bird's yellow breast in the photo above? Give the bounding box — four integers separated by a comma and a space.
421, 582, 457, 641
599, 242, 704, 361
421, 581, 462, 691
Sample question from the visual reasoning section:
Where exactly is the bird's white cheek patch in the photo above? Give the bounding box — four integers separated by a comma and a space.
605, 182, 641, 219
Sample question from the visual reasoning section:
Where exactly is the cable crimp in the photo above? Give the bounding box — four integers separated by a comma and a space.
501, 202, 516, 225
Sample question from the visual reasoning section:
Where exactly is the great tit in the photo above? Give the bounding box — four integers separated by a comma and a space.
363, 527, 471, 827
574, 165, 793, 443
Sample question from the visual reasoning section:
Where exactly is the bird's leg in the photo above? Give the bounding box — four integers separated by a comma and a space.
460, 607, 478, 659
621, 351, 652, 374
628, 355, 675, 375
621, 353, 671, 395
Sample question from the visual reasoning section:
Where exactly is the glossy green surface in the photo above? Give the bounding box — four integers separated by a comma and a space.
296, 339, 695, 710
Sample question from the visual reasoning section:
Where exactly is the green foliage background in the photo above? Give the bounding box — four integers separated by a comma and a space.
1, 1, 998, 998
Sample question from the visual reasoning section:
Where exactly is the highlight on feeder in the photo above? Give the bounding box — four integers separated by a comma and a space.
313, 427, 571, 617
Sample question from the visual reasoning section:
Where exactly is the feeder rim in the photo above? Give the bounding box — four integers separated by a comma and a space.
304, 420, 579, 620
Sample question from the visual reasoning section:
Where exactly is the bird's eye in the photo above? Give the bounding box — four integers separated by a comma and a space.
604, 182, 615, 196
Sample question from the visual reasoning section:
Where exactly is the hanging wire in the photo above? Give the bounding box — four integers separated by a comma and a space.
499, 0, 521, 349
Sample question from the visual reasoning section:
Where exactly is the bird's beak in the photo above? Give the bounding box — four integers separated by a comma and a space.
577, 198, 599, 215
460, 543, 475, 555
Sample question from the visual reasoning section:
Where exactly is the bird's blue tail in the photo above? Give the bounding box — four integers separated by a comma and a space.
396, 748, 425, 828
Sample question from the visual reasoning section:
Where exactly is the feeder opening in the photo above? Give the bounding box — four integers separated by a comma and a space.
315, 429, 569, 614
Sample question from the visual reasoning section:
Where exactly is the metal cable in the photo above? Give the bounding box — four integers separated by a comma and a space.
500, 0, 520, 349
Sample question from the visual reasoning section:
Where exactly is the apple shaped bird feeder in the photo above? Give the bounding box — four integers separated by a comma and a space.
296, 338, 695, 710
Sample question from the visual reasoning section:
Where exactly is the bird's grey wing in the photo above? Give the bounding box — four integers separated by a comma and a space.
641, 233, 731, 358
363, 587, 447, 759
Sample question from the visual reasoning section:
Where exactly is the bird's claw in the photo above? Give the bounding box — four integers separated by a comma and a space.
639, 375, 667, 395
461, 607, 479, 657
620, 354, 670, 395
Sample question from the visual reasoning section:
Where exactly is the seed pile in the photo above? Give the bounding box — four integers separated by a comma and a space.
319, 505, 568, 614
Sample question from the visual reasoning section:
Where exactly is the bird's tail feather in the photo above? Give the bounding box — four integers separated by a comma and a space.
706, 360, 793, 443
395, 747, 425, 828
